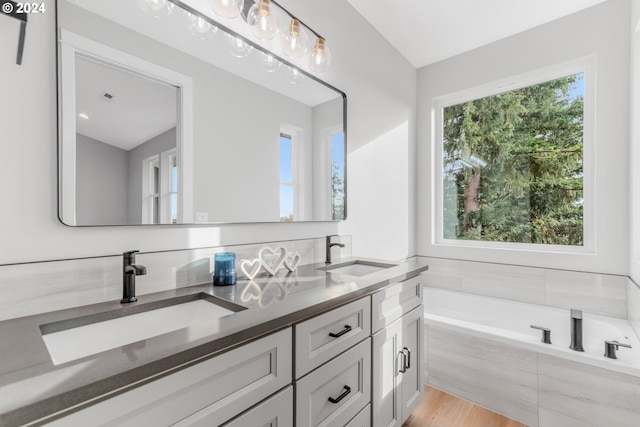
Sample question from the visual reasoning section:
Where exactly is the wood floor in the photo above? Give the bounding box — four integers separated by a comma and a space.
402, 386, 528, 427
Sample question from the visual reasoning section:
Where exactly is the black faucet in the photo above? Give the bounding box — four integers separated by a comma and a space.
325, 235, 345, 264
604, 340, 632, 359
569, 309, 584, 351
121, 250, 146, 303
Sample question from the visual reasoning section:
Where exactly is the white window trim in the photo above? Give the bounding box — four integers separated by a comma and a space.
431, 56, 596, 254
281, 125, 304, 220
141, 148, 177, 224
58, 30, 194, 224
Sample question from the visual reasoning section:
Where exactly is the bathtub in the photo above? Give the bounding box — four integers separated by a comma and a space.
423, 287, 640, 378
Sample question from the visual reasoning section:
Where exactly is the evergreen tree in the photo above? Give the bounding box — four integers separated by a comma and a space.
442, 74, 584, 245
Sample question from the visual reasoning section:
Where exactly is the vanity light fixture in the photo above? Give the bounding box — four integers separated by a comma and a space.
281, 19, 308, 58
247, 0, 278, 41
139, 0, 174, 18
209, 0, 242, 19
309, 37, 331, 73
225, 33, 253, 58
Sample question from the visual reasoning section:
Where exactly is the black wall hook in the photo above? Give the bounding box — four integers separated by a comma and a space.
1, 1, 28, 65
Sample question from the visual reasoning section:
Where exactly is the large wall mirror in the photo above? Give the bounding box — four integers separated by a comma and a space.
57, 0, 346, 225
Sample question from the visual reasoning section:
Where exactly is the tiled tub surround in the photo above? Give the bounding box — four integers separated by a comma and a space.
0, 254, 428, 426
423, 288, 640, 427
421, 256, 628, 318
0, 236, 351, 322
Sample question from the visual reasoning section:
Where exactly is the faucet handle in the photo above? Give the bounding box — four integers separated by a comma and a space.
604, 340, 632, 359
123, 250, 140, 256
530, 325, 552, 344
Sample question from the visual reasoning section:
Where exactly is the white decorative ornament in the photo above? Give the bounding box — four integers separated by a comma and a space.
240, 258, 261, 280
284, 251, 301, 272
258, 246, 286, 276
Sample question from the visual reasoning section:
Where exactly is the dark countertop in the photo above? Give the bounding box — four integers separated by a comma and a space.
0, 256, 429, 426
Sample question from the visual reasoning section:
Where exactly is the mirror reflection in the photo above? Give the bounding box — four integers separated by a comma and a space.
57, 0, 346, 225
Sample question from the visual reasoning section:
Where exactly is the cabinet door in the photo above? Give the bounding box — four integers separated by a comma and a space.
400, 306, 424, 423
372, 317, 402, 427
221, 386, 293, 427
373, 306, 424, 427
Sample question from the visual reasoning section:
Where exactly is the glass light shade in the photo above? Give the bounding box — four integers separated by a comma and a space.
138, 0, 174, 18
288, 67, 304, 84
210, 0, 243, 19
225, 33, 253, 58
262, 53, 281, 72
309, 38, 331, 73
247, 0, 279, 40
280, 19, 308, 58
186, 13, 218, 39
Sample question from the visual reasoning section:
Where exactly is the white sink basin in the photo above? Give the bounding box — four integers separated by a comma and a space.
318, 260, 397, 277
41, 297, 240, 365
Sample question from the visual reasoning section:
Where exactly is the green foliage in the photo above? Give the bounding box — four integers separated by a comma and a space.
443, 74, 584, 245
332, 162, 345, 220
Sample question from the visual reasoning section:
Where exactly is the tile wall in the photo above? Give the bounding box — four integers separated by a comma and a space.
0, 236, 352, 322
420, 257, 628, 318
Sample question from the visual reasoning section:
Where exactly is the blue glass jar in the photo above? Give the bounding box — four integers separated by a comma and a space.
213, 252, 237, 286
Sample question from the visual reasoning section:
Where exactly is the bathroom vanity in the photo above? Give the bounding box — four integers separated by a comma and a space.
0, 257, 428, 426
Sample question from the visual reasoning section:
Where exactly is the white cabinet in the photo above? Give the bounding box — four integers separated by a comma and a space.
372, 306, 424, 427
371, 275, 422, 333
296, 338, 371, 427
47, 328, 292, 427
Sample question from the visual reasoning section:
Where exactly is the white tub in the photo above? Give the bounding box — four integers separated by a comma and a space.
423, 287, 640, 377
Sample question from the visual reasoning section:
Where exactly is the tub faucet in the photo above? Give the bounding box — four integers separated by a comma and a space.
122, 250, 146, 304
325, 235, 345, 264
604, 340, 632, 359
569, 308, 584, 352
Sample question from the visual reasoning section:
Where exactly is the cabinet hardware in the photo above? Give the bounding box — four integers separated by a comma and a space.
403, 347, 411, 369
329, 325, 352, 338
328, 385, 351, 404
399, 350, 407, 373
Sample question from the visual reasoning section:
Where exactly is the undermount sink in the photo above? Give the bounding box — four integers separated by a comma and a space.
40, 294, 245, 365
317, 260, 397, 277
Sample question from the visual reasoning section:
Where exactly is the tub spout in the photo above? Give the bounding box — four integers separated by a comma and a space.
569, 309, 584, 352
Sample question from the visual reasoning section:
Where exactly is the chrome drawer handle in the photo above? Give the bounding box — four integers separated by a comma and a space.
329, 325, 352, 338
328, 385, 351, 404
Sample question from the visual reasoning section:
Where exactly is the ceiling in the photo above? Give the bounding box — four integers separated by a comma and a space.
347, 0, 608, 69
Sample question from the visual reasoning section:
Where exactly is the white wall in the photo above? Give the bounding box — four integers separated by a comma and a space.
0, 1, 416, 264
417, 0, 630, 274
630, 0, 640, 282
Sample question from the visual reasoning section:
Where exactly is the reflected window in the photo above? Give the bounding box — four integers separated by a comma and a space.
331, 132, 345, 220
142, 148, 177, 224
280, 133, 295, 222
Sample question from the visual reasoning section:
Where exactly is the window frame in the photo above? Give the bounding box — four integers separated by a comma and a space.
431, 57, 595, 254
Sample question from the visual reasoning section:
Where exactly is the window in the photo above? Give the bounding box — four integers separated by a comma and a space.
331, 132, 345, 220
280, 133, 295, 222
436, 68, 590, 248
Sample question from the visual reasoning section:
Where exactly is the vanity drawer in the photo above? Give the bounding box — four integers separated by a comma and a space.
220, 386, 293, 427
372, 275, 422, 333
345, 404, 371, 427
295, 297, 371, 378
296, 338, 371, 427
46, 328, 292, 427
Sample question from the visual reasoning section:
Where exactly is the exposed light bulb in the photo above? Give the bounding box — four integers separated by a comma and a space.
225, 33, 253, 58
247, 0, 279, 41
186, 12, 218, 39
138, 0, 174, 17
288, 67, 304, 84
309, 38, 331, 73
262, 53, 281, 72
280, 19, 308, 58
210, 0, 243, 19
